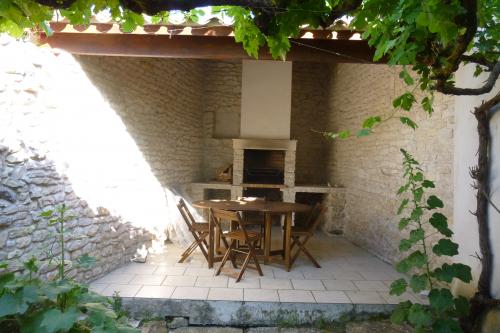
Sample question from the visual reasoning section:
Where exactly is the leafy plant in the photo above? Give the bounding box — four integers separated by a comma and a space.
389, 149, 472, 332
0, 204, 139, 332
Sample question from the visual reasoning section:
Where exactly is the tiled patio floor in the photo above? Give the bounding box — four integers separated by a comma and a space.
89, 230, 424, 305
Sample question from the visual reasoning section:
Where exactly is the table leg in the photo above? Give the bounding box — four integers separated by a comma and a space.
208, 210, 214, 269
284, 212, 292, 272
264, 212, 272, 264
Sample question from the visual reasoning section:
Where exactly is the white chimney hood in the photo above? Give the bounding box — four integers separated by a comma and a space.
240, 60, 292, 139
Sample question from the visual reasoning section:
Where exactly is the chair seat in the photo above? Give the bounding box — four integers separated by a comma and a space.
290, 226, 310, 236
225, 230, 261, 242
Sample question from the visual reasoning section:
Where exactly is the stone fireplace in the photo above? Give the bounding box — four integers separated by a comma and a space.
232, 138, 296, 202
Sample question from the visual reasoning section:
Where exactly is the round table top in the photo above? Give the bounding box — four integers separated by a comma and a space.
192, 199, 311, 213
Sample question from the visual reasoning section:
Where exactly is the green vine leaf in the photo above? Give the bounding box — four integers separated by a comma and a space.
421, 96, 434, 115
429, 212, 453, 237
396, 250, 427, 273
427, 195, 444, 209
409, 228, 425, 244
407, 303, 433, 328
397, 198, 409, 214
399, 239, 412, 252
399, 217, 412, 230
356, 128, 372, 137
391, 301, 412, 324
429, 288, 454, 311
409, 274, 428, 293
454, 296, 470, 317
399, 69, 414, 85
432, 318, 462, 333
432, 239, 459, 257
390, 278, 408, 296
400, 116, 418, 130
422, 179, 435, 188
434, 263, 472, 283
362, 116, 382, 129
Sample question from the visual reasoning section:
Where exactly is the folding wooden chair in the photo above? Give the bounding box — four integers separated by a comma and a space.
211, 208, 263, 282
177, 198, 209, 263
289, 203, 326, 268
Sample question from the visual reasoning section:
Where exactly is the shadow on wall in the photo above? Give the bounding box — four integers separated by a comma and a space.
0, 38, 198, 280
0, 142, 153, 282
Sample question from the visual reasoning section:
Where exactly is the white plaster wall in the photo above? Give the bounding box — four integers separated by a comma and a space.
240, 60, 292, 139
453, 64, 500, 297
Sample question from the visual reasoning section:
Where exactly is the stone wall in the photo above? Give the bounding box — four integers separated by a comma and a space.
291, 62, 330, 185
0, 144, 151, 281
0, 38, 206, 281
200, 61, 241, 181
326, 63, 454, 263
75, 55, 205, 187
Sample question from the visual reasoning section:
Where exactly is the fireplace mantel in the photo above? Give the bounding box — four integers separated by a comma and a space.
232, 139, 297, 151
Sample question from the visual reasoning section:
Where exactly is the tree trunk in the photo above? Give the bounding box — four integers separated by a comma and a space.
462, 93, 500, 332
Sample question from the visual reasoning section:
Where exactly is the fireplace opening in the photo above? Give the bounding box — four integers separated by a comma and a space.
243, 149, 285, 184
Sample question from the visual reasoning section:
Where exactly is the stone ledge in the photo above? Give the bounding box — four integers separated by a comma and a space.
123, 298, 394, 327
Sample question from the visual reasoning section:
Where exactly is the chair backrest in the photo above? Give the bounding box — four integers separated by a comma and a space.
177, 198, 197, 231
210, 208, 252, 241
305, 203, 326, 235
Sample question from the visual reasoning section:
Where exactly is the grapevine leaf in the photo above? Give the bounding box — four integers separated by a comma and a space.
390, 301, 412, 324
432, 239, 459, 257
390, 278, 408, 296
429, 288, 454, 311
429, 213, 453, 237
407, 303, 432, 327
427, 195, 444, 209
409, 274, 428, 293
434, 263, 472, 283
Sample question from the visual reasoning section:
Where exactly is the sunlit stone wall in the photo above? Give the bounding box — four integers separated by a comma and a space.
0, 38, 206, 281
326, 63, 455, 263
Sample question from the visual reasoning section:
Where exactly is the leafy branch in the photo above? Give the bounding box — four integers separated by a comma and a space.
390, 149, 472, 332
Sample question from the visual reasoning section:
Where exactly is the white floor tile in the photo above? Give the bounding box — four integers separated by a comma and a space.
228, 278, 260, 289
89, 283, 108, 294
278, 290, 315, 303
291, 279, 325, 291
184, 267, 215, 277
153, 266, 186, 276
135, 285, 175, 298
163, 275, 197, 287
101, 284, 142, 297
322, 280, 358, 291
330, 271, 364, 280
93, 274, 134, 284
195, 276, 228, 288
244, 289, 279, 302
353, 280, 389, 291
208, 288, 243, 301
260, 278, 292, 290
346, 291, 386, 304
171, 287, 209, 300
313, 290, 351, 304
130, 274, 166, 286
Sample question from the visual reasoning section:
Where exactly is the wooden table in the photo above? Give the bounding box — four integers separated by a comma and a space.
192, 199, 311, 271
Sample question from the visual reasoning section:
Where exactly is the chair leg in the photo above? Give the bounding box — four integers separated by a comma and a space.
216, 242, 233, 276
236, 250, 252, 282
297, 240, 321, 268
248, 241, 263, 276
197, 233, 209, 261
178, 240, 199, 263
